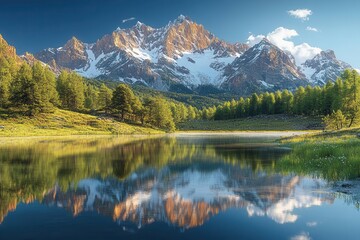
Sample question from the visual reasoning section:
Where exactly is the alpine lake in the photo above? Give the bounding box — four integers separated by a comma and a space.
0, 133, 359, 240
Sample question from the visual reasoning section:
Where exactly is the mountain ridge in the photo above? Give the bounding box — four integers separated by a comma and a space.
0, 16, 354, 95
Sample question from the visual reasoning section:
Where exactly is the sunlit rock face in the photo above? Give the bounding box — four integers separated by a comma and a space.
33, 16, 249, 90
0, 34, 18, 59
38, 164, 333, 229
222, 39, 308, 95
301, 50, 352, 85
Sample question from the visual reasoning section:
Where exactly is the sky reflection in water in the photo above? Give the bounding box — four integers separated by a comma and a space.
0, 135, 359, 240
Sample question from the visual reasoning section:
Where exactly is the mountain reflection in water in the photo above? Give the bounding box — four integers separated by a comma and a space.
0, 135, 350, 234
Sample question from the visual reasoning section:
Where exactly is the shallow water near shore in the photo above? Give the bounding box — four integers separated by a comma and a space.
0, 134, 359, 240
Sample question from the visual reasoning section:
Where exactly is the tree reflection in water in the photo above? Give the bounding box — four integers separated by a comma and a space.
0, 135, 350, 229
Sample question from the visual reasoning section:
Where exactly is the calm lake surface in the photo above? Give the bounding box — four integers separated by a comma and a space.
0, 134, 359, 240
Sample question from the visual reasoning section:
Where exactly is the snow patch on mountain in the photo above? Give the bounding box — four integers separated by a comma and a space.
300, 66, 317, 82
75, 49, 103, 78
125, 47, 160, 62
301, 50, 352, 84
176, 49, 236, 86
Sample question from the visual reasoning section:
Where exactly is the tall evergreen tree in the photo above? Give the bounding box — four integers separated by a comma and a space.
111, 84, 135, 121
84, 84, 99, 110
57, 71, 85, 111
10, 62, 58, 115
98, 84, 112, 113
341, 69, 360, 127
249, 93, 261, 116
0, 57, 12, 107
187, 105, 196, 120
147, 97, 175, 132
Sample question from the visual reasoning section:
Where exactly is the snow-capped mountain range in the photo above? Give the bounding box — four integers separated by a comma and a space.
33, 15, 353, 95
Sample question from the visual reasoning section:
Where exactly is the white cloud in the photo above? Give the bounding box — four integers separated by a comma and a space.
122, 17, 136, 23
291, 232, 311, 240
355, 69, 360, 74
306, 26, 319, 32
246, 27, 322, 65
288, 9, 313, 21
246, 34, 266, 47
267, 27, 299, 50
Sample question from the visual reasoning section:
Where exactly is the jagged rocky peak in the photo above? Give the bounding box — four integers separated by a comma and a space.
0, 34, 17, 59
209, 39, 249, 58
50, 36, 87, 69
167, 14, 194, 27
21, 52, 36, 63
221, 38, 307, 95
174, 14, 191, 23
92, 33, 121, 56
133, 21, 152, 31
321, 49, 336, 59
163, 15, 216, 58
234, 38, 298, 69
301, 49, 352, 84
92, 24, 149, 56
254, 38, 283, 53
0, 34, 5, 44
0, 34, 9, 46
93, 21, 154, 56
63, 36, 85, 52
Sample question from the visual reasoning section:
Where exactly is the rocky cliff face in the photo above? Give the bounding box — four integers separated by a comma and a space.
0, 34, 21, 63
35, 37, 87, 70
301, 50, 352, 85
222, 39, 308, 95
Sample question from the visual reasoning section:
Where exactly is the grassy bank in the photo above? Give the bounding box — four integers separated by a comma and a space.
278, 128, 360, 180
0, 109, 163, 137
178, 114, 323, 131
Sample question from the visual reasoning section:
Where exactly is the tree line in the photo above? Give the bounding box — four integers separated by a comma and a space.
200, 69, 360, 130
1, 54, 359, 131
0, 59, 202, 131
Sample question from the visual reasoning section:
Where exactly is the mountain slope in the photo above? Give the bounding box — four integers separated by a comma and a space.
301, 50, 352, 85
221, 39, 308, 95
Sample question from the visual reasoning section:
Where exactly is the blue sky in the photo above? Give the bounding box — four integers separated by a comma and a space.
0, 0, 359, 68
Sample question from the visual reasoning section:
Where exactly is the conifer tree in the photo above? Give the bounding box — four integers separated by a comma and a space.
0, 57, 12, 107
98, 84, 112, 113
111, 84, 135, 121
84, 84, 99, 110
11, 63, 33, 114
147, 97, 175, 132
341, 69, 360, 127
57, 71, 85, 111
187, 105, 196, 120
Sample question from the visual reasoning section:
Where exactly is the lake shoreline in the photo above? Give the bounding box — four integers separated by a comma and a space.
0, 130, 314, 139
